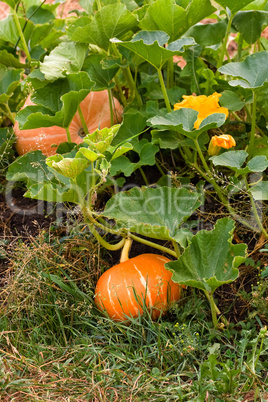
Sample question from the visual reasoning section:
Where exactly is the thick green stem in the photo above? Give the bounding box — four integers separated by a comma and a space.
166, 57, 174, 89
248, 90, 257, 157
205, 291, 219, 328
157, 68, 172, 113
114, 75, 127, 107
85, 208, 178, 257
1, 103, 15, 124
96, 0, 102, 11
89, 224, 126, 251
236, 33, 243, 62
108, 88, 114, 127
245, 178, 268, 239
125, 67, 143, 106
217, 13, 234, 70
194, 139, 228, 205
172, 241, 181, 258
65, 126, 72, 143
138, 167, 149, 185
111, 43, 142, 106
12, 8, 32, 63
77, 105, 89, 135
129, 233, 177, 258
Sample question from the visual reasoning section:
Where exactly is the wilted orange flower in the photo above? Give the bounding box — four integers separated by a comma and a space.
174, 93, 229, 129
208, 134, 236, 156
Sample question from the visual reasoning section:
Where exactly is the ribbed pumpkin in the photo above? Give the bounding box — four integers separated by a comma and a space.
14, 90, 123, 156
94, 254, 181, 321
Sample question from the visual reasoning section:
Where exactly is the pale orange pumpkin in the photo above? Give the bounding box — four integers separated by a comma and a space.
14, 90, 123, 156
94, 254, 182, 321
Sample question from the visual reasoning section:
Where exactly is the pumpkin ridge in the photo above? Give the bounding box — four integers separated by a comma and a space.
132, 262, 153, 308
124, 277, 139, 316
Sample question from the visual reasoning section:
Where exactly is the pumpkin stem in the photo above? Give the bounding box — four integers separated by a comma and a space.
120, 237, 133, 263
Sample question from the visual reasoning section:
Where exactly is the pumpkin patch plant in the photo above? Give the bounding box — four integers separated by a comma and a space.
2, 0, 268, 330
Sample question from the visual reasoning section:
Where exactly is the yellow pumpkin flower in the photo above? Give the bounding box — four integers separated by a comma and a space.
208, 134, 236, 156
174, 92, 229, 129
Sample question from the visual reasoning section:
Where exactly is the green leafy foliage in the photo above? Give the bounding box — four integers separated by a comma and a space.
250, 182, 268, 200
40, 42, 88, 81
218, 52, 268, 89
0, 66, 23, 103
210, 151, 268, 174
166, 218, 247, 293
103, 186, 202, 241
67, 4, 138, 50
16, 72, 94, 129
139, 0, 216, 42
82, 55, 119, 90
111, 109, 148, 146
148, 109, 227, 140
0, 15, 34, 46
110, 138, 158, 176
185, 19, 228, 47
118, 31, 195, 70
215, 0, 257, 13
232, 10, 268, 44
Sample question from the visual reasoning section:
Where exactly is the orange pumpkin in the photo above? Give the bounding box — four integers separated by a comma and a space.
94, 254, 182, 321
14, 90, 123, 156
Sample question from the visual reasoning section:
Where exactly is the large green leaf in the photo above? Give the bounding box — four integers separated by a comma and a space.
40, 42, 88, 81
250, 181, 268, 200
0, 15, 34, 47
46, 155, 90, 180
16, 72, 94, 129
6, 151, 54, 187
6, 150, 92, 204
210, 150, 248, 170
247, 156, 268, 172
215, 0, 257, 13
24, 181, 84, 204
1, 0, 20, 9
166, 218, 247, 293
68, 4, 138, 51
218, 51, 268, 89
148, 109, 227, 140
118, 31, 195, 70
219, 90, 247, 112
232, 11, 268, 44
243, 0, 268, 10
82, 54, 119, 90
210, 151, 268, 174
30, 24, 64, 50
0, 49, 29, 69
110, 138, 158, 176
0, 67, 23, 103
103, 186, 202, 241
185, 19, 227, 46
111, 109, 147, 146
139, 0, 215, 42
